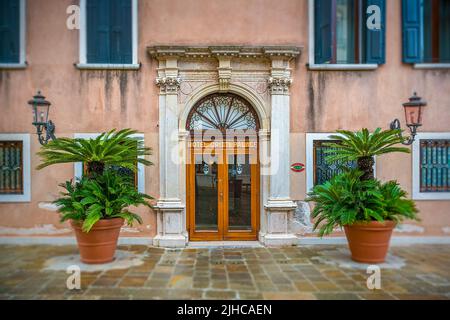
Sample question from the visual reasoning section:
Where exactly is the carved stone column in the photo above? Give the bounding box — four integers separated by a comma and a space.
262, 57, 297, 246
153, 57, 187, 248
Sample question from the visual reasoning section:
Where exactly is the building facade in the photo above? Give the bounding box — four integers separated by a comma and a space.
0, 0, 449, 247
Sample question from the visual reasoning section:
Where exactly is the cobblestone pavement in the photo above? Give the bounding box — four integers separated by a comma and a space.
0, 244, 449, 300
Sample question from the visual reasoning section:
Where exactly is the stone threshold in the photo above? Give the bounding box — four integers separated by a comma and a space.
187, 241, 263, 248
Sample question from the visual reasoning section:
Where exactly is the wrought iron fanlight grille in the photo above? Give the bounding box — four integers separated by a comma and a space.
187, 93, 260, 132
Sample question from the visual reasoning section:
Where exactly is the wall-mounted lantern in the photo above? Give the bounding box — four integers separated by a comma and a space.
28, 91, 56, 145
390, 92, 427, 145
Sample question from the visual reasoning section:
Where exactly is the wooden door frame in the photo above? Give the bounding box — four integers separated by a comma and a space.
223, 145, 259, 240
186, 140, 260, 241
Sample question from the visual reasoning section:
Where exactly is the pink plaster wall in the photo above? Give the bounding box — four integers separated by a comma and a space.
0, 0, 449, 237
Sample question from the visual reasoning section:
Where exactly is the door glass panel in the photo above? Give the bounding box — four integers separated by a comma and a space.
195, 154, 218, 231
228, 153, 252, 231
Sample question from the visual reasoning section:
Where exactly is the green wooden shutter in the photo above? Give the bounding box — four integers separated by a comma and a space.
87, 0, 110, 63
402, 0, 423, 63
314, 0, 334, 64
420, 139, 450, 193
365, 0, 386, 64
0, 0, 20, 63
110, 0, 132, 64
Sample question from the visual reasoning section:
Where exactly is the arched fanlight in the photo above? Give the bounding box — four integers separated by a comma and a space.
187, 93, 259, 132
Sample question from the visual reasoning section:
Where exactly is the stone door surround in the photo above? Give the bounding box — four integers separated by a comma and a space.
147, 45, 302, 247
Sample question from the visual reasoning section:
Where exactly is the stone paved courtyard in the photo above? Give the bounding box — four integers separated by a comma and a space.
0, 244, 449, 300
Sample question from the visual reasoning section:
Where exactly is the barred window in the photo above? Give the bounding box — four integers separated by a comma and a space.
419, 139, 450, 192
0, 141, 23, 194
82, 163, 138, 187
313, 140, 357, 186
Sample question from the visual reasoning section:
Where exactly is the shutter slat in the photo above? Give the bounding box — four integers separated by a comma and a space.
314, 0, 333, 64
402, 0, 423, 63
0, 0, 20, 63
365, 0, 386, 64
110, 0, 132, 64
87, 0, 110, 63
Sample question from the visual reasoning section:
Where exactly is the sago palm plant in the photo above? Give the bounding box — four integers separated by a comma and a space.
55, 170, 153, 232
324, 128, 410, 180
306, 170, 418, 236
36, 128, 152, 177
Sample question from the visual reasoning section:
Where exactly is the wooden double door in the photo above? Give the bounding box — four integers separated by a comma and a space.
187, 140, 259, 241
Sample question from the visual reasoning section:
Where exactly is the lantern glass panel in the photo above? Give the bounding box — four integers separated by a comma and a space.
33, 105, 49, 124
404, 105, 422, 126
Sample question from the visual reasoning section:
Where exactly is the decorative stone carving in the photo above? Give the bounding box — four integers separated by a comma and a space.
155, 76, 181, 93
147, 45, 302, 60
217, 57, 232, 91
267, 77, 292, 94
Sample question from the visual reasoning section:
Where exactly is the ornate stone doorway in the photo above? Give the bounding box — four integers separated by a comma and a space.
186, 93, 260, 240
148, 45, 302, 247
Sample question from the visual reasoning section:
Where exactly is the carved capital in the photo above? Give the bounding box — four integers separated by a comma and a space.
267, 77, 292, 95
156, 76, 181, 94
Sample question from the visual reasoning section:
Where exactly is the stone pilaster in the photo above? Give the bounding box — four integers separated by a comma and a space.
153, 57, 187, 248
262, 57, 297, 246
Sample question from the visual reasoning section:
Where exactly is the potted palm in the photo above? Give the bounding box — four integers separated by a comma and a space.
37, 129, 153, 264
307, 128, 419, 263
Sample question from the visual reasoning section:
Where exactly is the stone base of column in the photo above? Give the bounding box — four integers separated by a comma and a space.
261, 199, 298, 246
153, 199, 187, 248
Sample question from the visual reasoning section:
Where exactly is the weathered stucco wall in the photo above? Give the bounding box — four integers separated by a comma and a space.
0, 0, 449, 237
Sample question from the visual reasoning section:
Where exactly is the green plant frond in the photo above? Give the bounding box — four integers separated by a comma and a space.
306, 169, 419, 237
53, 168, 153, 232
37, 128, 153, 175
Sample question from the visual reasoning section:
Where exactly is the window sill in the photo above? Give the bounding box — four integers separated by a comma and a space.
75, 63, 141, 70
0, 194, 31, 203
412, 192, 450, 201
0, 62, 27, 69
413, 63, 450, 70
307, 63, 379, 71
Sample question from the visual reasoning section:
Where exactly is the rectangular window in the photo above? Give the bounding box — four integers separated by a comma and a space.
412, 133, 450, 200
402, 0, 450, 64
78, 0, 138, 68
81, 162, 138, 188
306, 133, 373, 193
0, 134, 31, 202
0, 141, 23, 194
312, 0, 385, 66
423, 0, 450, 63
0, 0, 25, 66
419, 139, 449, 192
87, 0, 132, 64
313, 140, 357, 186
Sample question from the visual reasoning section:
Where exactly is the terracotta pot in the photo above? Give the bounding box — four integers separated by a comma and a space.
71, 218, 124, 264
344, 220, 396, 263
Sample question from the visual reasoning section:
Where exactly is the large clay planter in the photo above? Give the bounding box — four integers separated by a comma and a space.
344, 220, 396, 263
71, 218, 124, 264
